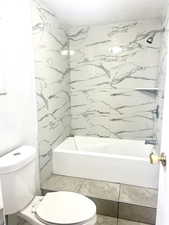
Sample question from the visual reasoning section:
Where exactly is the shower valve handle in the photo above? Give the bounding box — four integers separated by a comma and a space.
149, 152, 167, 166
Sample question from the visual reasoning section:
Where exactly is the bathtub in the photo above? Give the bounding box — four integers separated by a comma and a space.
52, 136, 159, 188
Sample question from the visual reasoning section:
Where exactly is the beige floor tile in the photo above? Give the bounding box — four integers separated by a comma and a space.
41, 174, 83, 192
118, 219, 151, 225
79, 179, 120, 201
119, 184, 157, 208
96, 215, 117, 225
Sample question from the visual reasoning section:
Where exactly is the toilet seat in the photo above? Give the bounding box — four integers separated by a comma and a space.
36, 192, 96, 225
19, 192, 96, 225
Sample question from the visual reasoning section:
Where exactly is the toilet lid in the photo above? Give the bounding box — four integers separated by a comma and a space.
35, 192, 96, 225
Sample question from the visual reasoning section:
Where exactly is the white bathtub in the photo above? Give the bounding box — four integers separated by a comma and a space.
52, 136, 159, 188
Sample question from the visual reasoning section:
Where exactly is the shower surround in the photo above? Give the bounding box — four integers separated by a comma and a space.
32, 0, 162, 180
68, 20, 161, 139
32, 0, 71, 182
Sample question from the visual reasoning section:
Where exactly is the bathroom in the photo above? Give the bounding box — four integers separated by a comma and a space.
0, 0, 169, 224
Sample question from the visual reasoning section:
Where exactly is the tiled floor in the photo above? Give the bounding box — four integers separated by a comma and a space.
96, 215, 117, 225
41, 174, 157, 225
117, 218, 151, 225
13, 215, 151, 225
41, 174, 157, 207
96, 215, 151, 225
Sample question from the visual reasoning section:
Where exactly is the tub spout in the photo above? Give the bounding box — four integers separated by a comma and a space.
145, 139, 157, 145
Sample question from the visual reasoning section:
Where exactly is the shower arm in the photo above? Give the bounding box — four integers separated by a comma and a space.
146, 28, 165, 44
155, 27, 165, 33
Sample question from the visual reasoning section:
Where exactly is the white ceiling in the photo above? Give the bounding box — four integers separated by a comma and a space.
42, 0, 168, 25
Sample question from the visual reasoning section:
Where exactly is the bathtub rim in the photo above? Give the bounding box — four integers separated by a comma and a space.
53, 148, 151, 162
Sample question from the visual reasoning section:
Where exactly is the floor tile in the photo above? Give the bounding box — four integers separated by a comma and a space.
96, 215, 117, 225
118, 203, 156, 225
91, 197, 118, 217
41, 174, 157, 225
118, 219, 151, 225
79, 179, 120, 201
41, 175, 83, 192
119, 184, 157, 208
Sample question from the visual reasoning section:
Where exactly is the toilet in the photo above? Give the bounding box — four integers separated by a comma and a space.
0, 146, 96, 225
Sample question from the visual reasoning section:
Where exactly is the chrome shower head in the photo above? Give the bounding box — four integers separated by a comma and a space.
146, 32, 156, 44
146, 36, 154, 44
146, 28, 165, 44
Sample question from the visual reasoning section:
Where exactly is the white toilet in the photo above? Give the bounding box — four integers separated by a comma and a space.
0, 146, 96, 225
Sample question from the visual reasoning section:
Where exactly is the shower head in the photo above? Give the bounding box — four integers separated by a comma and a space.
146, 35, 155, 44
146, 28, 165, 44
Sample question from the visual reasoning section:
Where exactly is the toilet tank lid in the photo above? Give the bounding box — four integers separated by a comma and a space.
0, 146, 36, 174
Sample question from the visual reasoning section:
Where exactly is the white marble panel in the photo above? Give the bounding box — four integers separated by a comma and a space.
32, 0, 70, 179
69, 19, 161, 140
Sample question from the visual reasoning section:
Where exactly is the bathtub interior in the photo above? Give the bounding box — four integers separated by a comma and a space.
55, 136, 153, 158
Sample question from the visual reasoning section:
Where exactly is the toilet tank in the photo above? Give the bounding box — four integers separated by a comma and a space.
0, 146, 36, 215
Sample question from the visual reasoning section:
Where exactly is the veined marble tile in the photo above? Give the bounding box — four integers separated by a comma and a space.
109, 89, 156, 139
118, 219, 151, 225
71, 87, 156, 139
40, 159, 53, 184
32, 0, 70, 180
41, 175, 83, 192
69, 19, 161, 89
71, 88, 111, 137
118, 203, 156, 225
79, 179, 120, 201
33, 0, 162, 180
69, 19, 161, 140
119, 184, 158, 208
39, 138, 51, 169
96, 215, 117, 225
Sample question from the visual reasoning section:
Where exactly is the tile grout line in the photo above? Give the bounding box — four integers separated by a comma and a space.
117, 183, 121, 220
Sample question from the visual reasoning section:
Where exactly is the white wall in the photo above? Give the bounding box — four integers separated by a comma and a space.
0, 1, 40, 223
0, 0, 37, 155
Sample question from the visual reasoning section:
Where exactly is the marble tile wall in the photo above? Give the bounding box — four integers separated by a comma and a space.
68, 20, 162, 139
32, 0, 164, 181
32, 0, 71, 182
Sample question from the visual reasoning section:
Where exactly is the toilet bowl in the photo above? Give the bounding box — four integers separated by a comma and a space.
0, 146, 97, 225
19, 192, 96, 225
